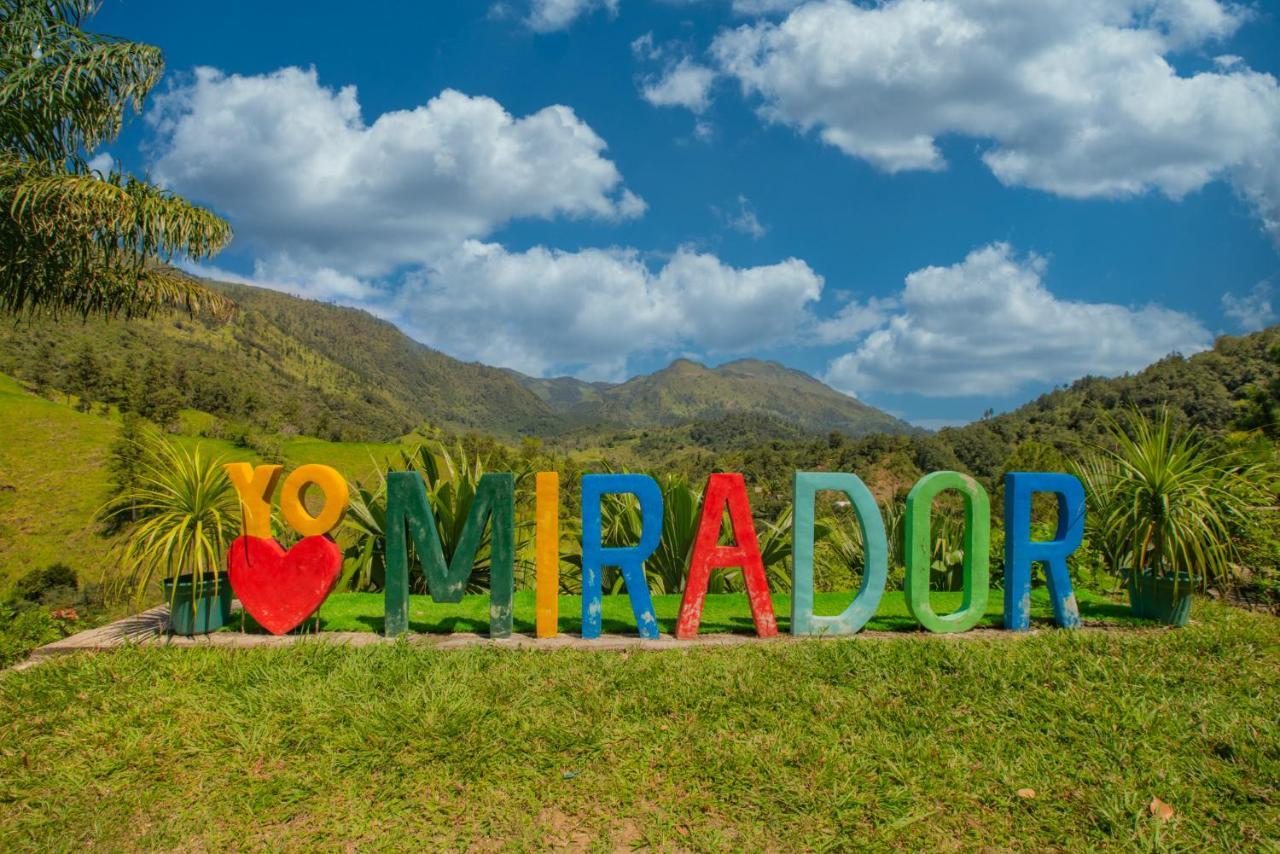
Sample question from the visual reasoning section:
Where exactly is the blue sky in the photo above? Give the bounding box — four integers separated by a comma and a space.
94, 0, 1280, 427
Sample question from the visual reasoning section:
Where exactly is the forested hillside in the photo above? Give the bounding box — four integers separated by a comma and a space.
0, 276, 912, 443
937, 328, 1280, 480
0, 279, 561, 442
613, 328, 1280, 519
512, 358, 914, 437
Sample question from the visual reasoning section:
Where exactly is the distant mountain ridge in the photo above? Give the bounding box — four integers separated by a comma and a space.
506, 358, 914, 437
0, 276, 914, 442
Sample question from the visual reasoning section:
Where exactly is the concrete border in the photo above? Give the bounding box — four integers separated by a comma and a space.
13, 603, 1163, 670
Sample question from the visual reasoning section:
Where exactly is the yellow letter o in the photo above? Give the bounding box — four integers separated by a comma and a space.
280, 464, 349, 537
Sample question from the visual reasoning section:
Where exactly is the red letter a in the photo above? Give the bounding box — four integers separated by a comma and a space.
676, 473, 778, 639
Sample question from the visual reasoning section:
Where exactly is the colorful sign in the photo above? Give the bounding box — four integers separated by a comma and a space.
224, 464, 1086, 639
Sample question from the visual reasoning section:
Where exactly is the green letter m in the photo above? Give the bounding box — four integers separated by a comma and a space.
383, 471, 514, 638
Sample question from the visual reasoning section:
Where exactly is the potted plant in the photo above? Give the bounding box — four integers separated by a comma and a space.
100, 432, 239, 634
1075, 409, 1259, 625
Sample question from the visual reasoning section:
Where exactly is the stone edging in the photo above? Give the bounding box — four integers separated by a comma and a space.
11, 604, 1166, 671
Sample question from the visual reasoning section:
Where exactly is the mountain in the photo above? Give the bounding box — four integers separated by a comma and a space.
0, 276, 912, 442
509, 358, 915, 438
500, 371, 611, 410
0, 278, 561, 442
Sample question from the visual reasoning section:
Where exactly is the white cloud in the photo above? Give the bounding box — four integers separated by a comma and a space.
181, 259, 379, 304
87, 152, 114, 174
712, 0, 1280, 241
390, 241, 824, 379
526, 0, 618, 31
719, 194, 766, 238
813, 295, 895, 344
145, 63, 835, 380
148, 66, 642, 278
1222, 282, 1276, 332
631, 31, 661, 60
641, 57, 717, 113
730, 0, 804, 13
824, 243, 1211, 396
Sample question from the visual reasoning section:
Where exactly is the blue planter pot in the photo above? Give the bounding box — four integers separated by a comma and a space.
1127, 570, 1194, 627
164, 572, 233, 635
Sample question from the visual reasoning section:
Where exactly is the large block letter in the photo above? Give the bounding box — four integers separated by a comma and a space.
1003, 472, 1084, 631
791, 472, 887, 636
535, 471, 560, 639
224, 463, 282, 538
280, 463, 349, 537
581, 474, 661, 639
383, 471, 514, 638
676, 473, 777, 639
904, 471, 990, 634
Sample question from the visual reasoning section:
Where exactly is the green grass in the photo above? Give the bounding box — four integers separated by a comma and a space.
1, 602, 1275, 849
0, 374, 118, 589
293, 586, 1144, 635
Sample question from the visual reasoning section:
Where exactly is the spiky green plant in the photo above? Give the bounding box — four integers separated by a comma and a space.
341, 442, 532, 594
1075, 409, 1262, 590
98, 434, 238, 605
0, 0, 233, 318
588, 473, 702, 595
581, 472, 798, 596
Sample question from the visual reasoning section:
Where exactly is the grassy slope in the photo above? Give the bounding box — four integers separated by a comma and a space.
0, 374, 118, 585
0, 373, 408, 591
0, 279, 560, 443
303, 587, 1142, 635
1, 603, 1275, 849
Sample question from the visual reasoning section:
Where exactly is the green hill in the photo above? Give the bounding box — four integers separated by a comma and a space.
935, 327, 1280, 479
510, 357, 915, 437
0, 277, 912, 444
0, 278, 562, 443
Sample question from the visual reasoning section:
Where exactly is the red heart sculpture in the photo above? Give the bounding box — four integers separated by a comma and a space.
227, 535, 342, 635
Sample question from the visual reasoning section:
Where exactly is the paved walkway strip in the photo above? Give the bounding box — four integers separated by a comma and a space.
12, 604, 1163, 671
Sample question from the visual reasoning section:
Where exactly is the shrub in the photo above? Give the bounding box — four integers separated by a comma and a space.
10, 562, 77, 603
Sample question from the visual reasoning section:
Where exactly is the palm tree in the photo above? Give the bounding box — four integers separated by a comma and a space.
0, 1, 233, 318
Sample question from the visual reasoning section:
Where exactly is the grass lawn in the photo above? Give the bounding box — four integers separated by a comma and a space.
0, 602, 1275, 849
291, 585, 1145, 635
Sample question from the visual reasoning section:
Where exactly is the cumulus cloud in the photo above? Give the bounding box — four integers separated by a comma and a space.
812, 295, 894, 344
712, 0, 1280, 241
823, 243, 1211, 396
526, 0, 618, 31
641, 57, 717, 113
181, 259, 379, 305
143, 63, 835, 380
390, 241, 824, 379
147, 66, 643, 278
1222, 282, 1276, 332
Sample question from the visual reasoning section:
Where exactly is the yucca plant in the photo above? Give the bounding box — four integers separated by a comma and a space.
580, 471, 798, 596
98, 433, 238, 631
341, 478, 387, 592
1075, 409, 1262, 623
341, 442, 532, 594
585, 472, 702, 595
